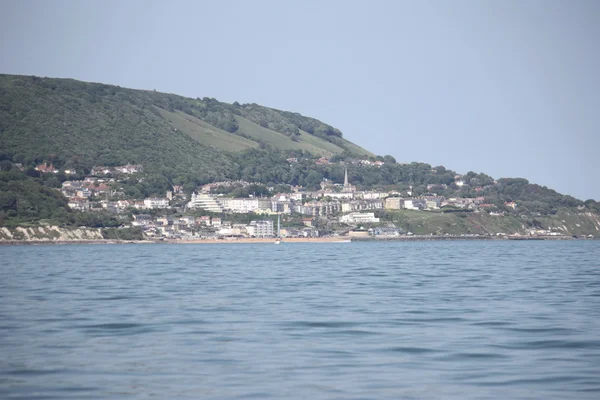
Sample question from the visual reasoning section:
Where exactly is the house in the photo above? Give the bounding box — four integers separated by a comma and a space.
300, 227, 319, 237
315, 157, 330, 165
211, 218, 222, 227
115, 164, 143, 174
422, 196, 443, 210
132, 214, 154, 226
155, 216, 174, 226
35, 163, 58, 174
76, 188, 92, 198
90, 166, 113, 176
67, 197, 90, 211
179, 216, 196, 226
172, 185, 183, 194
504, 201, 517, 210
117, 199, 135, 209
198, 216, 211, 226
302, 218, 314, 227
92, 183, 111, 194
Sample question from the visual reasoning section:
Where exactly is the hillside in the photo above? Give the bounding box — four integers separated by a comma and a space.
0, 74, 371, 175
1, 74, 599, 236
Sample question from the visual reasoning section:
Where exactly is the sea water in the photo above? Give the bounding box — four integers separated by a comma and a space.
1, 241, 599, 399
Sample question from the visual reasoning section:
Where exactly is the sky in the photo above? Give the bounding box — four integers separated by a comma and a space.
1, 0, 599, 200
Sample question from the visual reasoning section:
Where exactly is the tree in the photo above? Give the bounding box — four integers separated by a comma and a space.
0, 160, 13, 171
383, 155, 396, 164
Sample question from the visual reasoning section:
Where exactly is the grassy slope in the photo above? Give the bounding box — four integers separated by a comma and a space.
381, 209, 600, 236
156, 108, 258, 152
382, 210, 523, 235
234, 116, 340, 156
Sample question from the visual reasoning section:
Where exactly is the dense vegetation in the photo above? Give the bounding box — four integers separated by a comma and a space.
0, 75, 238, 184
0, 167, 122, 228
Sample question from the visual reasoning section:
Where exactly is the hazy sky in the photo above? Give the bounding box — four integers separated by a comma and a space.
1, 0, 599, 200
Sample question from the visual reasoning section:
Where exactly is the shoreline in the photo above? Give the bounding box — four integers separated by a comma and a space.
1, 235, 595, 245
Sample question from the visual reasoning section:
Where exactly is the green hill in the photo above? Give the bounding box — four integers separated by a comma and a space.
0, 74, 370, 175
2, 73, 598, 232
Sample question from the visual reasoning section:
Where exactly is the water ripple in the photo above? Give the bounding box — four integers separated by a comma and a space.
1, 241, 599, 399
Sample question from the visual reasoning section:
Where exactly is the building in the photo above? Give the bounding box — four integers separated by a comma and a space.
198, 216, 211, 225
358, 191, 387, 200
179, 216, 196, 226
144, 197, 170, 209
132, 214, 154, 226
35, 163, 58, 174
187, 193, 224, 213
349, 228, 370, 238
76, 188, 92, 198
343, 200, 384, 212
373, 227, 402, 236
340, 212, 380, 224
246, 220, 274, 237
404, 199, 424, 210
320, 191, 354, 200
385, 197, 403, 210
219, 198, 271, 213
342, 168, 357, 193
115, 164, 143, 174
67, 198, 90, 211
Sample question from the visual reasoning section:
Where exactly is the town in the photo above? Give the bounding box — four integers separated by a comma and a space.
33, 157, 549, 241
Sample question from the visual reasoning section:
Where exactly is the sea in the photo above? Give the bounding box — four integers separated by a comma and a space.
1, 240, 599, 399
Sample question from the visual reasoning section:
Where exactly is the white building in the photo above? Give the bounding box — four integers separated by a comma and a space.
144, 197, 170, 209
67, 199, 90, 211
220, 198, 271, 213
357, 191, 387, 200
404, 199, 423, 210
339, 212, 380, 224
320, 191, 354, 200
187, 193, 224, 213
246, 220, 274, 237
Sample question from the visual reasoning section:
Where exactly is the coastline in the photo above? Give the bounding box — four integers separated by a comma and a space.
169, 237, 351, 244
0, 237, 351, 245
1, 235, 595, 246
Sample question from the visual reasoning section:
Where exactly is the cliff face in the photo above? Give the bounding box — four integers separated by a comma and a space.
0, 226, 103, 241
